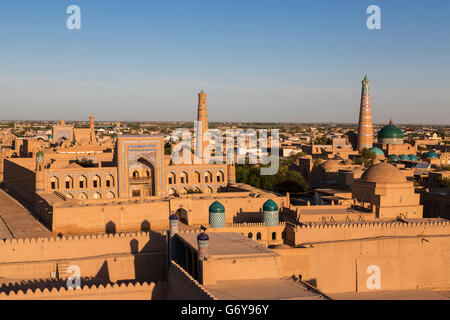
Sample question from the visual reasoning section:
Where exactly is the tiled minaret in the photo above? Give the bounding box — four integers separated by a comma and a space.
195, 90, 209, 159
357, 75, 373, 151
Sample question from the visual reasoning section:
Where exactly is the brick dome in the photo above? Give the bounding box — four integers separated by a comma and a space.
323, 160, 340, 171
361, 163, 406, 183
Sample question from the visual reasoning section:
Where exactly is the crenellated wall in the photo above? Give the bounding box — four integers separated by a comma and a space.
273, 233, 450, 294
0, 281, 164, 300
0, 232, 167, 283
285, 220, 450, 246
204, 222, 286, 245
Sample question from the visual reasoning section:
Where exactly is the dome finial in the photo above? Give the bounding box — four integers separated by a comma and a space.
389, 119, 393, 125
363, 74, 368, 81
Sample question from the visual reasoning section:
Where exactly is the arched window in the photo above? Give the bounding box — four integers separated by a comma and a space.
257, 232, 262, 240
272, 232, 277, 240
92, 175, 101, 188
64, 176, 73, 189
66, 193, 73, 199
79, 175, 87, 189
50, 176, 59, 190
248, 232, 253, 239
194, 171, 201, 183
217, 171, 224, 182
168, 172, 176, 185
93, 192, 101, 199
106, 191, 115, 199
132, 170, 139, 179
106, 175, 114, 188
146, 170, 151, 177
205, 171, 212, 183
207, 186, 213, 193
180, 171, 188, 184
79, 192, 87, 200
168, 188, 176, 195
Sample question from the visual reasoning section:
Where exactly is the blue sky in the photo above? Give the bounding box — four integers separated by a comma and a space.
0, 0, 449, 124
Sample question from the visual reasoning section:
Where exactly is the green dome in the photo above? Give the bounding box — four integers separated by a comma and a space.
377, 124, 404, 139
36, 151, 44, 162
399, 154, 410, 161
408, 154, 419, 162
368, 147, 384, 156
422, 151, 439, 159
389, 154, 400, 162
263, 199, 278, 212
209, 201, 225, 213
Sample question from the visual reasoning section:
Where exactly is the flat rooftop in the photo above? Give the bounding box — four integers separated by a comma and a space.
0, 189, 51, 239
205, 278, 328, 300
177, 232, 277, 258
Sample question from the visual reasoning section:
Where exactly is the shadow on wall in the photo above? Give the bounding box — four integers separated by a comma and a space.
129, 231, 167, 283
233, 210, 263, 223
105, 220, 152, 234
95, 261, 110, 282
305, 278, 317, 288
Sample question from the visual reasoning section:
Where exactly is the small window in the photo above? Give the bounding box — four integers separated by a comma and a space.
51, 182, 56, 189
93, 180, 98, 188
106, 180, 111, 188
272, 232, 277, 240
257, 232, 261, 240
79, 181, 84, 188
65, 181, 70, 189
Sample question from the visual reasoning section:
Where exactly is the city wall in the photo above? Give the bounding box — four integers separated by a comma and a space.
0, 232, 167, 283
275, 225, 450, 294
50, 192, 288, 234
204, 222, 286, 245
0, 281, 164, 300
283, 203, 375, 224
3, 158, 36, 205
285, 220, 450, 245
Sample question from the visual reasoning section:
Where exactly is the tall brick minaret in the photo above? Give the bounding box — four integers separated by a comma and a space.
89, 114, 95, 144
357, 75, 373, 151
195, 90, 209, 159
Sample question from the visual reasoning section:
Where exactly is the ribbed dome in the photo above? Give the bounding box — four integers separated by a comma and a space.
408, 154, 419, 162
323, 160, 340, 171
209, 201, 225, 213
389, 154, 400, 162
197, 232, 209, 241
369, 147, 384, 156
399, 154, 410, 161
263, 199, 278, 212
361, 163, 406, 183
377, 123, 404, 139
422, 151, 439, 159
